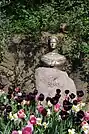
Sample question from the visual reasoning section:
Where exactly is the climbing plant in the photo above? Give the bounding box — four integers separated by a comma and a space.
0, 0, 89, 81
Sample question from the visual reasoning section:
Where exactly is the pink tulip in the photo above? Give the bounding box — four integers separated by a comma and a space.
30, 115, 37, 125
37, 105, 44, 113
12, 130, 19, 134
84, 112, 89, 121
54, 103, 61, 112
22, 124, 33, 134
22, 127, 32, 134
17, 109, 26, 119
15, 87, 20, 92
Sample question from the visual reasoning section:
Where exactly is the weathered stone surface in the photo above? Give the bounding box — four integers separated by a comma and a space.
0, 36, 49, 92
41, 52, 66, 67
0, 75, 11, 92
12, 34, 25, 44
41, 32, 64, 45
70, 71, 88, 102
35, 67, 76, 103
0, 50, 35, 91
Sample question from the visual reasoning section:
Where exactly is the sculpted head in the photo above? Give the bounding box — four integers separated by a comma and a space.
48, 36, 58, 50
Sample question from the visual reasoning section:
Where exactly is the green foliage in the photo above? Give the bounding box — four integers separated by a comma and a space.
1, 0, 89, 38
0, 0, 89, 80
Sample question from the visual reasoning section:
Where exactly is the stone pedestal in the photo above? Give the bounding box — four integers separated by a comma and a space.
35, 67, 76, 104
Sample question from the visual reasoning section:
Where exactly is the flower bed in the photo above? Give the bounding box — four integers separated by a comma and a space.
0, 87, 88, 134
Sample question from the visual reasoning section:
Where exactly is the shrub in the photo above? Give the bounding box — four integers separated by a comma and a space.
0, 0, 89, 83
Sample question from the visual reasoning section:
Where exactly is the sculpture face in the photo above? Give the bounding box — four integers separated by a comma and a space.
49, 37, 57, 49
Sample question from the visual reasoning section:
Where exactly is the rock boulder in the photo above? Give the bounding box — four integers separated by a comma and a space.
35, 67, 76, 103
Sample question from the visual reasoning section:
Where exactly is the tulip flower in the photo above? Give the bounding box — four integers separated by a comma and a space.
85, 112, 89, 121
17, 109, 26, 119
54, 103, 61, 112
36, 118, 42, 125
12, 130, 19, 134
29, 115, 37, 125
68, 128, 75, 134
22, 124, 33, 134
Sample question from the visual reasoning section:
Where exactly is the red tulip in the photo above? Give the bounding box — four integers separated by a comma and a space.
81, 121, 88, 126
